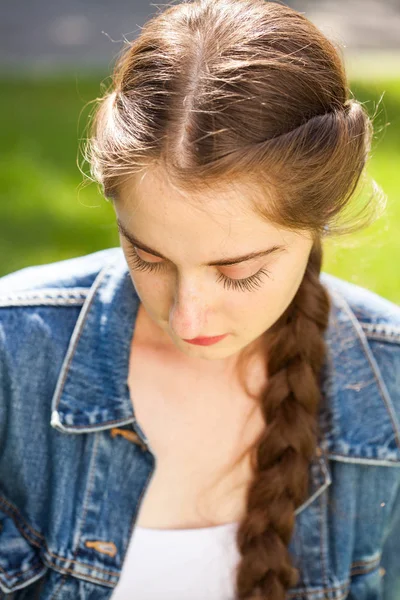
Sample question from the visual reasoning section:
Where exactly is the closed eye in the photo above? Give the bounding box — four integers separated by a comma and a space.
124, 245, 271, 292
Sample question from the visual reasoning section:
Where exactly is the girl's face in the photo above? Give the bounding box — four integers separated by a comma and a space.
115, 168, 314, 364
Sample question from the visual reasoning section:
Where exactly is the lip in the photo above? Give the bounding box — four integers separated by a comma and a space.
183, 334, 228, 346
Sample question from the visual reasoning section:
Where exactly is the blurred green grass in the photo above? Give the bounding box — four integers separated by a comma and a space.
0, 73, 399, 302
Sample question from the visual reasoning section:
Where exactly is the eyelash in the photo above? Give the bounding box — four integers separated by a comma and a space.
125, 246, 271, 293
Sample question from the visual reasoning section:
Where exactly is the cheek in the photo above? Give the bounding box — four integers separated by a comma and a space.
222, 291, 268, 331
230, 272, 300, 335
128, 271, 166, 311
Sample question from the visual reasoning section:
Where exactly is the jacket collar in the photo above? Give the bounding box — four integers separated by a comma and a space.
50, 250, 139, 433
49, 248, 400, 514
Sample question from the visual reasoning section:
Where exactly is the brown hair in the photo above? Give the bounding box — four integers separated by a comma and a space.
83, 0, 385, 597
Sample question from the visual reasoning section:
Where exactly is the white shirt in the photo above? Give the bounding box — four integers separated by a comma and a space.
111, 521, 241, 600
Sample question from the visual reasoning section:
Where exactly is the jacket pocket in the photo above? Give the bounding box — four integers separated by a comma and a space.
0, 506, 48, 595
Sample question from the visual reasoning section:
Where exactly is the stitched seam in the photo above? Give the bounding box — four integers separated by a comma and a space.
351, 554, 381, 577
287, 578, 350, 598
38, 559, 117, 587
350, 554, 381, 568
0, 560, 45, 583
43, 546, 120, 581
361, 331, 400, 344
351, 563, 380, 576
55, 416, 135, 430
0, 298, 86, 308
0, 496, 45, 544
318, 491, 328, 589
360, 322, 400, 344
0, 288, 90, 308
361, 322, 400, 334
325, 452, 400, 465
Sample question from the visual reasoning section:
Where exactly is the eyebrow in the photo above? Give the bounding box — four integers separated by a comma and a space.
116, 218, 287, 267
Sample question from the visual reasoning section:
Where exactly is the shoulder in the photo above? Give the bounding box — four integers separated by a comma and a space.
0, 247, 121, 306
320, 271, 400, 344
320, 271, 400, 464
0, 246, 122, 371
320, 271, 400, 403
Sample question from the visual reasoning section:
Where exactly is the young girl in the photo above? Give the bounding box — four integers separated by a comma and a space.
1, 0, 399, 599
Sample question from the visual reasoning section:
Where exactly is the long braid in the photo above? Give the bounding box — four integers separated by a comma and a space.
234, 238, 331, 599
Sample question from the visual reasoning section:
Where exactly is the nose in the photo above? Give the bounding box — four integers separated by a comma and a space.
169, 282, 210, 339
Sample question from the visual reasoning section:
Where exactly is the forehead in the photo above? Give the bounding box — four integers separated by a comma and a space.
117, 168, 277, 236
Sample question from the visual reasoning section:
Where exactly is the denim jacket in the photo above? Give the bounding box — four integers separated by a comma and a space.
0, 246, 399, 600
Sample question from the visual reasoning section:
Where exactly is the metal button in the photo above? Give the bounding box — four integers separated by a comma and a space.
110, 427, 147, 451
85, 540, 117, 557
